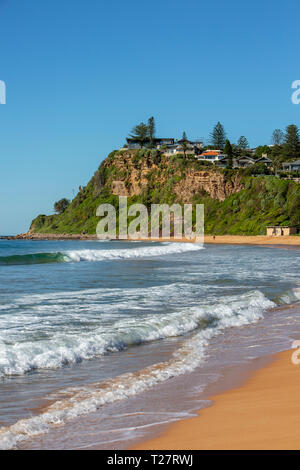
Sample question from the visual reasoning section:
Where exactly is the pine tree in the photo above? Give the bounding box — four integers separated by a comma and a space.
224, 139, 233, 168
129, 122, 149, 148
284, 124, 300, 159
210, 122, 226, 149
237, 136, 249, 151
148, 117, 155, 148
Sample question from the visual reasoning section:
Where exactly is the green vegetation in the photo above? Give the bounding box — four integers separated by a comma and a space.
224, 139, 233, 168
198, 177, 300, 235
54, 198, 70, 214
129, 122, 149, 148
129, 117, 156, 148
237, 136, 249, 153
148, 116, 155, 148
179, 132, 189, 158
284, 124, 300, 160
30, 150, 300, 236
210, 121, 226, 149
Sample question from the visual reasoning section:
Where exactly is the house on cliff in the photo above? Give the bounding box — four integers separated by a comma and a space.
282, 160, 300, 172
126, 137, 175, 149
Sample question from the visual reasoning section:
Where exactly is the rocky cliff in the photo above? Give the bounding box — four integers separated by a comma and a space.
100, 150, 243, 202
28, 149, 300, 236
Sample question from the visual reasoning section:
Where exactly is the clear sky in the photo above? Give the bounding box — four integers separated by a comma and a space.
0, 0, 300, 234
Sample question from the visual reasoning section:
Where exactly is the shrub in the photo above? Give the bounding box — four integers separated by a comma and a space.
54, 198, 70, 214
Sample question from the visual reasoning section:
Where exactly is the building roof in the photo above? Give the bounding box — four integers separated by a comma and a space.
282, 159, 300, 165
199, 150, 221, 157
126, 137, 174, 143
256, 156, 272, 163
236, 156, 255, 162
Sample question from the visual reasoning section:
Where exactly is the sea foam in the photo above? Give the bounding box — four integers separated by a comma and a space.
0, 242, 204, 265
0, 289, 275, 449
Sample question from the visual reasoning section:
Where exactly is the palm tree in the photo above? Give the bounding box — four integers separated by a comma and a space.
181, 140, 188, 159
179, 131, 189, 158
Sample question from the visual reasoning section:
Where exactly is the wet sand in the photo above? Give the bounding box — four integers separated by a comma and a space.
133, 349, 300, 450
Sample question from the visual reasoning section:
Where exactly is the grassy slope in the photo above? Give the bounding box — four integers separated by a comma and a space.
199, 176, 300, 235
30, 151, 300, 236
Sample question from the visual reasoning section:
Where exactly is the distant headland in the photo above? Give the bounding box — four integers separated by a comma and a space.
16, 118, 300, 239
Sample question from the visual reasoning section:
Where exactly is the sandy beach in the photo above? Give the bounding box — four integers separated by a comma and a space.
8, 233, 300, 245
204, 235, 300, 245
147, 235, 300, 245
133, 348, 300, 450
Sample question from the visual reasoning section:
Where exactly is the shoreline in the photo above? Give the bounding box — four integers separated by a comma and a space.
132, 347, 300, 450
2, 233, 300, 245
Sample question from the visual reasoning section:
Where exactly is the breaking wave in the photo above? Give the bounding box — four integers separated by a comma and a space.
0, 242, 204, 266
0, 289, 275, 449
0, 252, 67, 265
278, 287, 300, 305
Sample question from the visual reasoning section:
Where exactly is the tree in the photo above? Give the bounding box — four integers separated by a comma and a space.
54, 198, 70, 214
255, 145, 271, 158
230, 143, 239, 157
284, 124, 300, 159
129, 122, 149, 148
182, 131, 188, 141
243, 163, 270, 176
270, 145, 285, 171
210, 122, 226, 149
224, 139, 233, 168
271, 129, 284, 146
148, 117, 155, 148
237, 136, 249, 153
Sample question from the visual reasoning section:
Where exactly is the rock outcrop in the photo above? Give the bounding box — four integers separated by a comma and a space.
103, 151, 243, 202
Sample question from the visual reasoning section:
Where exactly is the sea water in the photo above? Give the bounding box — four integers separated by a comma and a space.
0, 239, 299, 449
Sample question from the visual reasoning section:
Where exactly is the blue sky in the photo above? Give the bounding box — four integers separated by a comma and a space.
0, 0, 299, 234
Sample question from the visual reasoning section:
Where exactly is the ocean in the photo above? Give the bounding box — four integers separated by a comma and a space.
0, 239, 299, 449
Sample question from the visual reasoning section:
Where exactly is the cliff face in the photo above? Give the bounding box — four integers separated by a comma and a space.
28, 149, 300, 236
102, 151, 243, 202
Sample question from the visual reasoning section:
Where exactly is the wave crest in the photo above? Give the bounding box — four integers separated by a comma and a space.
0, 242, 204, 266
0, 289, 274, 449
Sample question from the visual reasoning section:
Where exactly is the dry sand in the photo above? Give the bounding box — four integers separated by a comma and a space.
8, 233, 300, 245
143, 235, 300, 245
133, 349, 300, 450
145, 235, 300, 245
204, 235, 300, 245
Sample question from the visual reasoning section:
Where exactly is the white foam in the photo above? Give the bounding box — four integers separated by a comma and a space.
63, 242, 203, 262
0, 285, 275, 378
278, 288, 300, 305
0, 289, 275, 449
